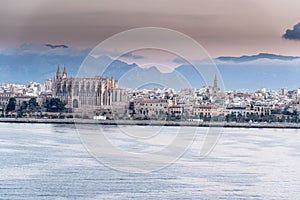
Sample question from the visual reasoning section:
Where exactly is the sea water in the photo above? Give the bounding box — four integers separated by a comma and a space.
0, 123, 300, 199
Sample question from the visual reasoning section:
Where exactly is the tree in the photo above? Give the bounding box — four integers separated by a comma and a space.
28, 98, 39, 112
43, 98, 66, 112
0, 103, 5, 117
17, 101, 28, 117
6, 98, 16, 112
20, 101, 28, 111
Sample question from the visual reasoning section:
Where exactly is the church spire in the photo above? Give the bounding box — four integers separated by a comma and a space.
212, 74, 219, 96
56, 65, 61, 79
62, 65, 67, 79
213, 74, 218, 89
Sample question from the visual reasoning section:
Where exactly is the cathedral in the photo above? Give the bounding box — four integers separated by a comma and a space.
52, 66, 127, 116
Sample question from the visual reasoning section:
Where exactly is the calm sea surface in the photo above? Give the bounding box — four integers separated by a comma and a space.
1, 123, 300, 199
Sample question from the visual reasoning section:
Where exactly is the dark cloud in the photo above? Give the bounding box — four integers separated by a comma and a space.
121, 52, 144, 59
45, 44, 69, 49
1, 43, 89, 56
282, 22, 300, 41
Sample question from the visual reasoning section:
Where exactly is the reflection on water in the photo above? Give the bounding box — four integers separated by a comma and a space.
0, 123, 300, 199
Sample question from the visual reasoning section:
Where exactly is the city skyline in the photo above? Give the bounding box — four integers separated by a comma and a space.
1, 68, 300, 125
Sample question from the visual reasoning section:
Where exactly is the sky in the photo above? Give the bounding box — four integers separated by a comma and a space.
0, 0, 300, 57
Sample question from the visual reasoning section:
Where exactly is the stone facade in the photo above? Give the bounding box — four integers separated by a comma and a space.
52, 66, 127, 116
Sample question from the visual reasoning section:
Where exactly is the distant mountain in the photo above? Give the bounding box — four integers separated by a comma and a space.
0, 54, 85, 83
118, 66, 193, 90
74, 54, 138, 80
0, 44, 90, 83
174, 64, 205, 88
216, 61, 300, 91
1, 44, 300, 91
102, 59, 137, 79
217, 53, 300, 63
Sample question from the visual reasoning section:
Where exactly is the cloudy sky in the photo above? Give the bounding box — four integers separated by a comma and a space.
1, 0, 300, 57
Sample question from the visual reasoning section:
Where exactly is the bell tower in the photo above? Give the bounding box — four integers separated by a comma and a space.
212, 74, 219, 95
213, 74, 218, 89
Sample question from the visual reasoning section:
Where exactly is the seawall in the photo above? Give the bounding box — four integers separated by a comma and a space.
1, 118, 300, 129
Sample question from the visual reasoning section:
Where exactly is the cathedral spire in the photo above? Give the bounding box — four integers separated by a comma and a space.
62, 65, 67, 79
56, 65, 61, 79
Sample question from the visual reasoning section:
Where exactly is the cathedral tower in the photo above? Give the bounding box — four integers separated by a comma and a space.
56, 65, 61, 80
62, 65, 67, 79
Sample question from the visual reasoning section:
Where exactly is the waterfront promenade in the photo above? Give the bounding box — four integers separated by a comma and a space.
1, 118, 300, 129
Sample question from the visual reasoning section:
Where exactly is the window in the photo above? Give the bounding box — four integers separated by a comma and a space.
73, 99, 79, 108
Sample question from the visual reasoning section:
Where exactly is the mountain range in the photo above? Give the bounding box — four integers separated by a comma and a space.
217, 53, 300, 63
0, 44, 299, 91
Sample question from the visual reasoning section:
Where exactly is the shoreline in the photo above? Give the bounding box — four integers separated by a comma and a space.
1, 118, 300, 129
